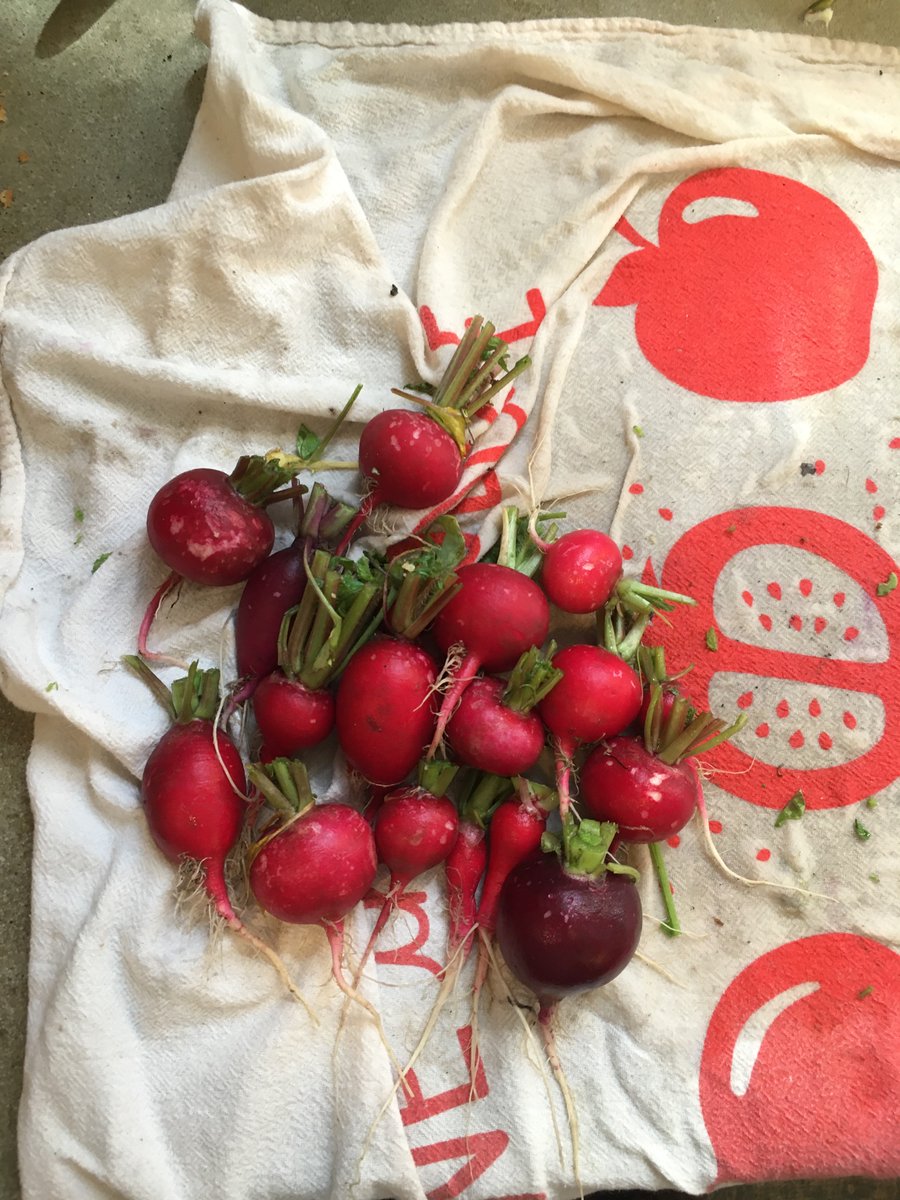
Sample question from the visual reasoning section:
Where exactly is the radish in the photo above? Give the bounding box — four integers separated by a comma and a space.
246, 758, 398, 1051
580, 678, 747, 934
349, 760, 459, 994
335, 318, 530, 553
533, 526, 623, 614
445, 644, 561, 776
427, 562, 551, 760
335, 634, 439, 785
123, 656, 310, 1009
443, 771, 513, 964
235, 482, 356, 682
253, 550, 385, 758
495, 818, 641, 1185
537, 643, 643, 829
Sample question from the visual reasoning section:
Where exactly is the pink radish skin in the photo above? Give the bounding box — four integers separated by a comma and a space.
354, 787, 460, 981
335, 636, 439, 786
235, 543, 306, 679
445, 675, 544, 776
537, 643, 642, 827
580, 735, 698, 843
252, 671, 335, 758
147, 468, 275, 587
428, 563, 550, 758
444, 819, 487, 963
361, 410, 464, 510
142, 720, 246, 918
249, 804, 377, 926
539, 529, 622, 614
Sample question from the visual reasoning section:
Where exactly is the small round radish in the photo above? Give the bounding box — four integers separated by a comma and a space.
537, 644, 642, 746
360, 411, 464, 510
580, 735, 697, 843
250, 802, 377, 925
146, 451, 305, 587
427, 562, 550, 759
446, 676, 544, 776
253, 672, 335, 757
538, 529, 622, 614
495, 850, 641, 1002
335, 635, 439, 786
334, 318, 530, 554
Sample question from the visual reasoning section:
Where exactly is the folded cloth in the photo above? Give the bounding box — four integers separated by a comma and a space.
1, 4, 898, 1197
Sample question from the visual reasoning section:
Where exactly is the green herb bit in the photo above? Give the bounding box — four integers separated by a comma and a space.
705, 627, 719, 652
869, 873, 881, 884
857, 986, 874, 999
632, 424, 644, 438
853, 818, 871, 841
74, 506, 85, 523
876, 572, 897, 597
91, 552, 112, 574
774, 790, 805, 828
45, 681, 58, 692
865, 797, 878, 809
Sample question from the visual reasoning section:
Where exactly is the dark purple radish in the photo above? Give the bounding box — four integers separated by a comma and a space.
335, 635, 439, 786
537, 643, 643, 828
445, 644, 561, 776
533, 526, 623, 614
427, 563, 551, 760
581, 678, 747, 935
350, 761, 459, 994
123, 657, 309, 1009
235, 482, 356, 683
246, 759, 398, 1056
335, 318, 530, 554
495, 818, 642, 1185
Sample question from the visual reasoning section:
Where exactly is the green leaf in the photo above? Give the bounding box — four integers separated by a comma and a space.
632, 424, 644, 438
45, 681, 58, 693
774, 790, 805, 828
74, 506, 85, 523
865, 796, 878, 809
705, 627, 719, 652
857, 985, 874, 999
876, 572, 897, 597
869, 872, 881, 883
296, 425, 320, 461
91, 552, 112, 574
853, 818, 871, 841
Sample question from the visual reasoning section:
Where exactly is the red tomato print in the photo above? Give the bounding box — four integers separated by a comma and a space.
700, 934, 900, 1183
595, 169, 878, 402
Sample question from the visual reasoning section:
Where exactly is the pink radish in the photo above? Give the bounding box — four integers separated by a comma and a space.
445, 644, 561, 776
335, 635, 439, 786
253, 550, 385, 758
350, 761, 459, 992
533, 526, 623, 614
580, 678, 747, 934
246, 758, 398, 1052
427, 562, 550, 760
537, 643, 643, 829
443, 771, 513, 965
123, 656, 309, 1009
335, 318, 530, 554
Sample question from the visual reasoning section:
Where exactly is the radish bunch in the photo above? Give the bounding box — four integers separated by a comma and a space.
123, 313, 752, 1185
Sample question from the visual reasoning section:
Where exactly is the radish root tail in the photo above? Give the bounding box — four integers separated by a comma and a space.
538, 1004, 583, 1200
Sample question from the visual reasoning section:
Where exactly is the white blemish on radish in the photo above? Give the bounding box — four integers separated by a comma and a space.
186, 541, 218, 560
169, 517, 184, 534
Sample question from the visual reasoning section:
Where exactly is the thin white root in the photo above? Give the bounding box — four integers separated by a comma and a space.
232, 922, 318, 1022
212, 693, 253, 802
695, 807, 836, 902
634, 950, 687, 988
642, 912, 708, 940
539, 1009, 583, 1199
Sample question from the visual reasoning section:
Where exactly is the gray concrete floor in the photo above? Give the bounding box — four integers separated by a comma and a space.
1, 2, 899, 1199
